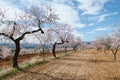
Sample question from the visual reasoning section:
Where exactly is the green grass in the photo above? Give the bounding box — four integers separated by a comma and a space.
0, 68, 18, 78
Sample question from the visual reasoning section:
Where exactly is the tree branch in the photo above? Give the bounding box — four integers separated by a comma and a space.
55, 38, 68, 45
0, 33, 14, 41
0, 33, 9, 37
17, 28, 44, 40
10, 22, 16, 37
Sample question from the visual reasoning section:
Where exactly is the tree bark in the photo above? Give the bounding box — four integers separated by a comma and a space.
52, 43, 56, 57
111, 49, 118, 61
73, 46, 77, 52
52, 40, 68, 57
12, 40, 20, 68
42, 46, 45, 61
113, 53, 116, 61
64, 46, 67, 54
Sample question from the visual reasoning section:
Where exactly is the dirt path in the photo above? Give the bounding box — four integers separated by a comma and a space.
3, 49, 120, 80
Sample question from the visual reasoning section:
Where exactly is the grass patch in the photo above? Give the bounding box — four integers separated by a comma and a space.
0, 68, 18, 79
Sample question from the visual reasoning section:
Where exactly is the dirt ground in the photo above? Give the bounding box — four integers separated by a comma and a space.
0, 51, 69, 70
0, 53, 53, 70
2, 49, 120, 80
0, 54, 39, 70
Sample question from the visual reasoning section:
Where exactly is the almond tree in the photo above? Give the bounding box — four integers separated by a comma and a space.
93, 29, 120, 61
62, 42, 70, 54
91, 36, 111, 54
51, 23, 71, 57
34, 29, 52, 61
100, 37, 111, 55
81, 42, 89, 50
75, 36, 83, 50
0, 6, 57, 68
68, 34, 78, 51
110, 30, 120, 61
0, 46, 13, 60
91, 39, 103, 53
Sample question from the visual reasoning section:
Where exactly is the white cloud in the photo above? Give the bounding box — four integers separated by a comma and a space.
95, 27, 108, 31
73, 30, 83, 39
88, 22, 94, 26
0, 0, 86, 38
20, 0, 45, 8
51, 0, 67, 4
77, 0, 109, 15
18, 0, 85, 29
51, 0, 74, 7
97, 14, 110, 22
0, 1, 24, 21
86, 31, 95, 34
88, 12, 118, 22
50, 3, 85, 29
98, 12, 119, 22
113, 12, 118, 15
86, 27, 109, 34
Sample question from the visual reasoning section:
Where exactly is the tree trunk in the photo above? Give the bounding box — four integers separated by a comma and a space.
42, 46, 45, 61
52, 43, 56, 57
111, 49, 117, 61
64, 46, 67, 54
113, 53, 116, 61
73, 46, 76, 52
13, 41, 20, 68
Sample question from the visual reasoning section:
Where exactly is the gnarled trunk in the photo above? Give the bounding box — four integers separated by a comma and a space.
52, 43, 56, 57
13, 40, 20, 68
52, 40, 68, 57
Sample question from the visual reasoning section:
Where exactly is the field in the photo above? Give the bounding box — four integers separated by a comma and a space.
0, 50, 65, 70
0, 54, 38, 70
1, 49, 120, 80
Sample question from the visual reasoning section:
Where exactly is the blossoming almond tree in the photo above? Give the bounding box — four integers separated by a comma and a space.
110, 30, 120, 61
75, 36, 83, 50
99, 37, 111, 55
34, 29, 52, 61
68, 34, 78, 51
0, 5, 57, 68
94, 28, 120, 61
0, 46, 13, 60
91, 39, 103, 53
51, 23, 71, 57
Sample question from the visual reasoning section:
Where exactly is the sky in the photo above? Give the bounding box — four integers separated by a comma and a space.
0, 0, 120, 41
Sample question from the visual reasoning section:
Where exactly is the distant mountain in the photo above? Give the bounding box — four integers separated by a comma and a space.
0, 41, 92, 49
0, 43, 40, 49
83, 41, 91, 45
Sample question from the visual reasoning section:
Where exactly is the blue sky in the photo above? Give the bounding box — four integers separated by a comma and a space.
0, 0, 120, 41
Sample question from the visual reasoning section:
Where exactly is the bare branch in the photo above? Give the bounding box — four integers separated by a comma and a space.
17, 28, 44, 40
9, 22, 16, 37
0, 32, 14, 41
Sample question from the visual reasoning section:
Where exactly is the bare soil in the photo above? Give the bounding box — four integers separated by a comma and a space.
0, 50, 72, 70
2, 49, 120, 80
0, 53, 51, 70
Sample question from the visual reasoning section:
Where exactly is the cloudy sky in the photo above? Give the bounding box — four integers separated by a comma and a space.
0, 0, 120, 41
